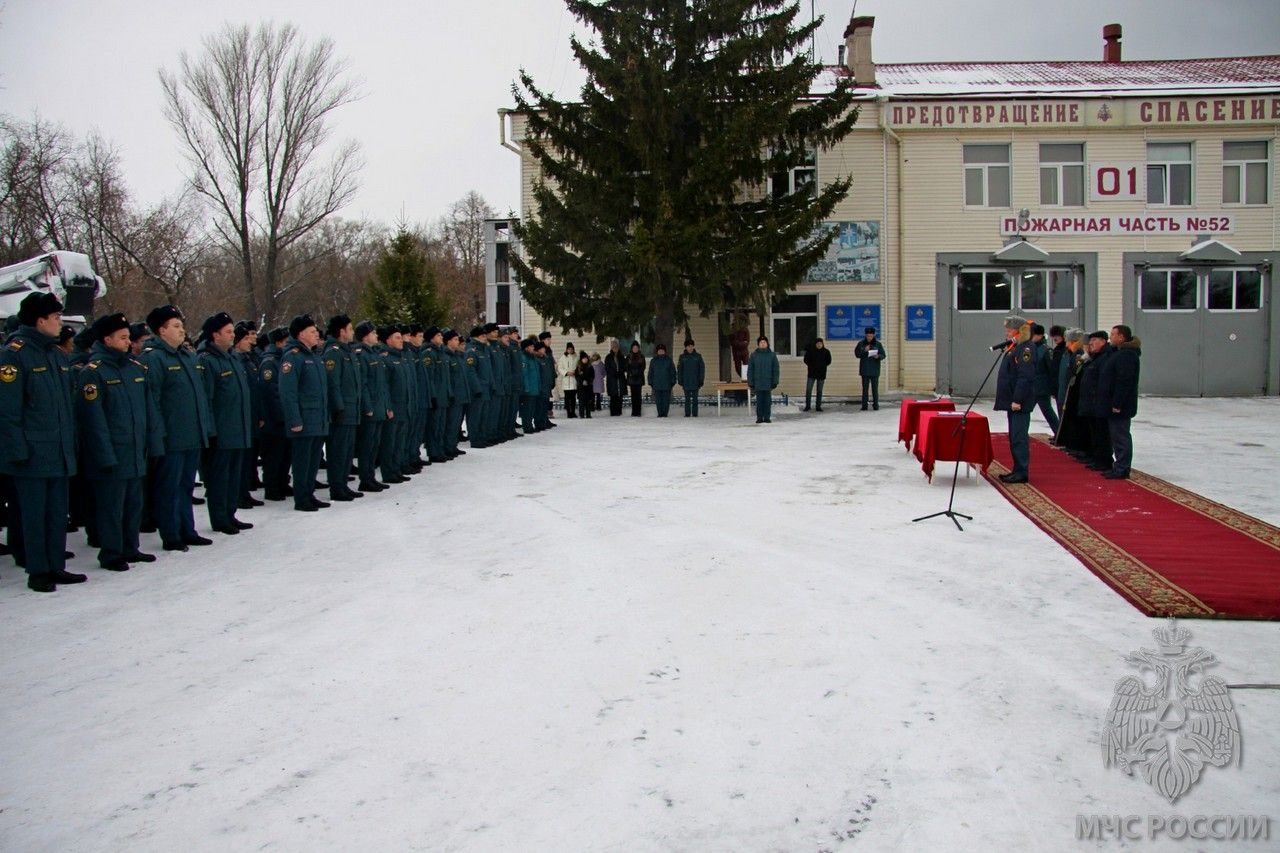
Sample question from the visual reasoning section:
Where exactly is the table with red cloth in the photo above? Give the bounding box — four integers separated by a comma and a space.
912, 411, 994, 481
897, 398, 956, 448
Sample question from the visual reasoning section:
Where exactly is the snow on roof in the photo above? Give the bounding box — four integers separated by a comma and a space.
812, 56, 1280, 98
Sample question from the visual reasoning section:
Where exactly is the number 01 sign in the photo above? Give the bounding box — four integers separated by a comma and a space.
1090, 162, 1145, 201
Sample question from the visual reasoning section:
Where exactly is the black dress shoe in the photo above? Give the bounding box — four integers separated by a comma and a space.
802, 406, 810, 412
358, 481, 387, 492
454, 449, 467, 455
1103, 470, 1130, 480
311, 499, 331, 509
28, 574, 56, 592
233, 520, 253, 530
294, 504, 319, 512
283, 486, 295, 497
1087, 463, 1110, 471
346, 490, 365, 499
239, 497, 265, 508
192, 496, 206, 505
52, 569, 87, 584
126, 552, 157, 563
100, 558, 131, 572
264, 491, 287, 502
162, 541, 189, 552
213, 525, 241, 536
330, 493, 355, 502
65, 550, 76, 559
815, 406, 823, 412
999, 473, 1029, 484
184, 535, 213, 546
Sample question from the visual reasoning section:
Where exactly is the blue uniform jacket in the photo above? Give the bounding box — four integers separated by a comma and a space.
647, 354, 677, 391
198, 340, 254, 450
356, 342, 389, 421
144, 337, 214, 453
76, 342, 162, 479
0, 326, 78, 477
278, 338, 330, 437
464, 339, 492, 398
323, 338, 362, 424
747, 348, 780, 391
994, 341, 1037, 411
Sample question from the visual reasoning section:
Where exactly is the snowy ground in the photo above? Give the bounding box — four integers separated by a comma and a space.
1, 397, 1278, 852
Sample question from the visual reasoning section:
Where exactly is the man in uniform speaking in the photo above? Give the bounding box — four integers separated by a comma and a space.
994, 314, 1037, 485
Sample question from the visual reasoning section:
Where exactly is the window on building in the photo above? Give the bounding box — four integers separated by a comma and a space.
1140, 269, 1197, 310
956, 270, 1012, 312
1208, 269, 1263, 310
1039, 144, 1085, 206
770, 294, 818, 357
1147, 143, 1192, 206
495, 284, 510, 324
768, 145, 816, 199
495, 242, 510, 283
1222, 141, 1269, 205
1018, 269, 1077, 311
963, 144, 1011, 207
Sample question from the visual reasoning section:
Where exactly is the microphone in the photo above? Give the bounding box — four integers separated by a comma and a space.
989, 340, 1012, 352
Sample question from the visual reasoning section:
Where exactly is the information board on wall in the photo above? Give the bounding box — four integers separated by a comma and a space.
906, 305, 934, 341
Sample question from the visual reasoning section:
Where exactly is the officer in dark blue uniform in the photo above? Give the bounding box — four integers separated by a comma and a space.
257, 327, 292, 500
484, 323, 507, 445
0, 293, 83, 591
464, 326, 493, 448
76, 313, 163, 571
442, 330, 468, 458
144, 305, 216, 551
354, 321, 389, 492
994, 314, 1038, 484
403, 324, 430, 473
234, 321, 265, 509
378, 325, 412, 484
423, 327, 450, 463
197, 312, 254, 535
323, 314, 363, 502
278, 315, 330, 511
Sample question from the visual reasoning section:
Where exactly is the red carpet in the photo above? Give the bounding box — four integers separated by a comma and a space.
985, 434, 1280, 620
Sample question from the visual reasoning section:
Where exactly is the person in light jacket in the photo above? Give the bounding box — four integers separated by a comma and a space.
557, 343, 579, 418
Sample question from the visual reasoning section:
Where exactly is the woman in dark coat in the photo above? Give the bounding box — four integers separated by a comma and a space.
603, 340, 626, 416
624, 342, 646, 417
574, 353, 595, 419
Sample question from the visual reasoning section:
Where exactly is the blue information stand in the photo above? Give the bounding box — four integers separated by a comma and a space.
851, 304, 882, 336
825, 305, 855, 340
906, 305, 934, 341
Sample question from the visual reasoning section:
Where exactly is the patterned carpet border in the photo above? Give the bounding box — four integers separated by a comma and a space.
985, 447, 1219, 619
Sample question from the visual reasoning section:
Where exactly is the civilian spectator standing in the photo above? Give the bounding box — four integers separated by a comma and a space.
677, 340, 705, 417
854, 327, 885, 410
802, 338, 831, 412
574, 352, 595, 419
1077, 332, 1115, 473
747, 335, 780, 424
590, 352, 605, 411
0, 293, 83, 591
144, 305, 215, 552
197, 312, 254, 536
558, 343, 578, 417
1030, 323, 1060, 434
993, 315, 1036, 485
604, 340, 626, 416
279, 315, 331, 511
1046, 325, 1068, 417
1053, 328, 1092, 456
1100, 325, 1141, 480
624, 342, 646, 417
647, 344, 677, 417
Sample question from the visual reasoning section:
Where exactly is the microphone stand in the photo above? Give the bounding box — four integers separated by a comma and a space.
912, 344, 1007, 531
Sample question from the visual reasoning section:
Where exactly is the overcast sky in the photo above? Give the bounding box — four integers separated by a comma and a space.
3, 0, 1278, 227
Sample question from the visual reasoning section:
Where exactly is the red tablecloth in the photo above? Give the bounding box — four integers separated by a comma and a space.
897, 398, 956, 448
912, 411, 994, 481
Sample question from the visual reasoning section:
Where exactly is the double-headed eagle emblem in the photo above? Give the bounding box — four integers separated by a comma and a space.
1102, 621, 1240, 803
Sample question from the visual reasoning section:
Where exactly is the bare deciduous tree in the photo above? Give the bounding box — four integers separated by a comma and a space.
159, 22, 363, 321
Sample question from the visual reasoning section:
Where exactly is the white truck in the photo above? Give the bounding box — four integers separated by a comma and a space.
0, 250, 107, 329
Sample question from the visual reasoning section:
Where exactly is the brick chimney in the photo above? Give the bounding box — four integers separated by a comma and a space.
844, 15, 876, 86
1103, 23, 1122, 63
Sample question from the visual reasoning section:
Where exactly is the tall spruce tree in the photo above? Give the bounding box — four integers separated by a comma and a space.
511, 0, 858, 351
361, 229, 450, 326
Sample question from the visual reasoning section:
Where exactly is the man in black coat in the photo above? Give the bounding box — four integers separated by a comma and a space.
1076, 332, 1114, 473
603, 339, 627, 417
802, 338, 832, 412
1099, 324, 1141, 480
993, 315, 1036, 484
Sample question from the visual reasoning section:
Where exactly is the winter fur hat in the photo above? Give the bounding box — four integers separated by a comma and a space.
72, 327, 95, 350
326, 314, 352, 338
202, 312, 234, 338
146, 305, 183, 334
1064, 328, 1085, 344
91, 312, 130, 341
18, 292, 64, 326
234, 320, 256, 343
442, 329, 459, 344
289, 314, 317, 338
354, 320, 376, 340
1003, 314, 1029, 332
128, 322, 150, 342
268, 326, 289, 345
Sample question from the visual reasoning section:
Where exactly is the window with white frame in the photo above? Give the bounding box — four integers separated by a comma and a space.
768, 145, 816, 200
963, 144, 1011, 207
1146, 143, 1193, 206
770, 294, 818, 357
956, 270, 1012, 312
1019, 269, 1077, 311
1222, 141, 1269, 205
1039, 144, 1085, 206
1208, 269, 1263, 310
1139, 269, 1197, 310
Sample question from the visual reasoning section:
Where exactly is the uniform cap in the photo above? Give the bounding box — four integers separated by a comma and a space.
202, 311, 234, 338
354, 320, 377, 339
146, 305, 183, 334
288, 314, 316, 338
18, 292, 64, 326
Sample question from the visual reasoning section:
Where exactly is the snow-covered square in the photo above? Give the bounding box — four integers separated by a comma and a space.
2, 397, 1277, 851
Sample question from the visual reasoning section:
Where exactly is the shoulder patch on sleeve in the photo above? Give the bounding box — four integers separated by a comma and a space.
324, 359, 336, 371
82, 383, 99, 401
289, 347, 301, 354
0, 364, 17, 383
281, 362, 292, 374
7, 339, 24, 351
262, 367, 274, 381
